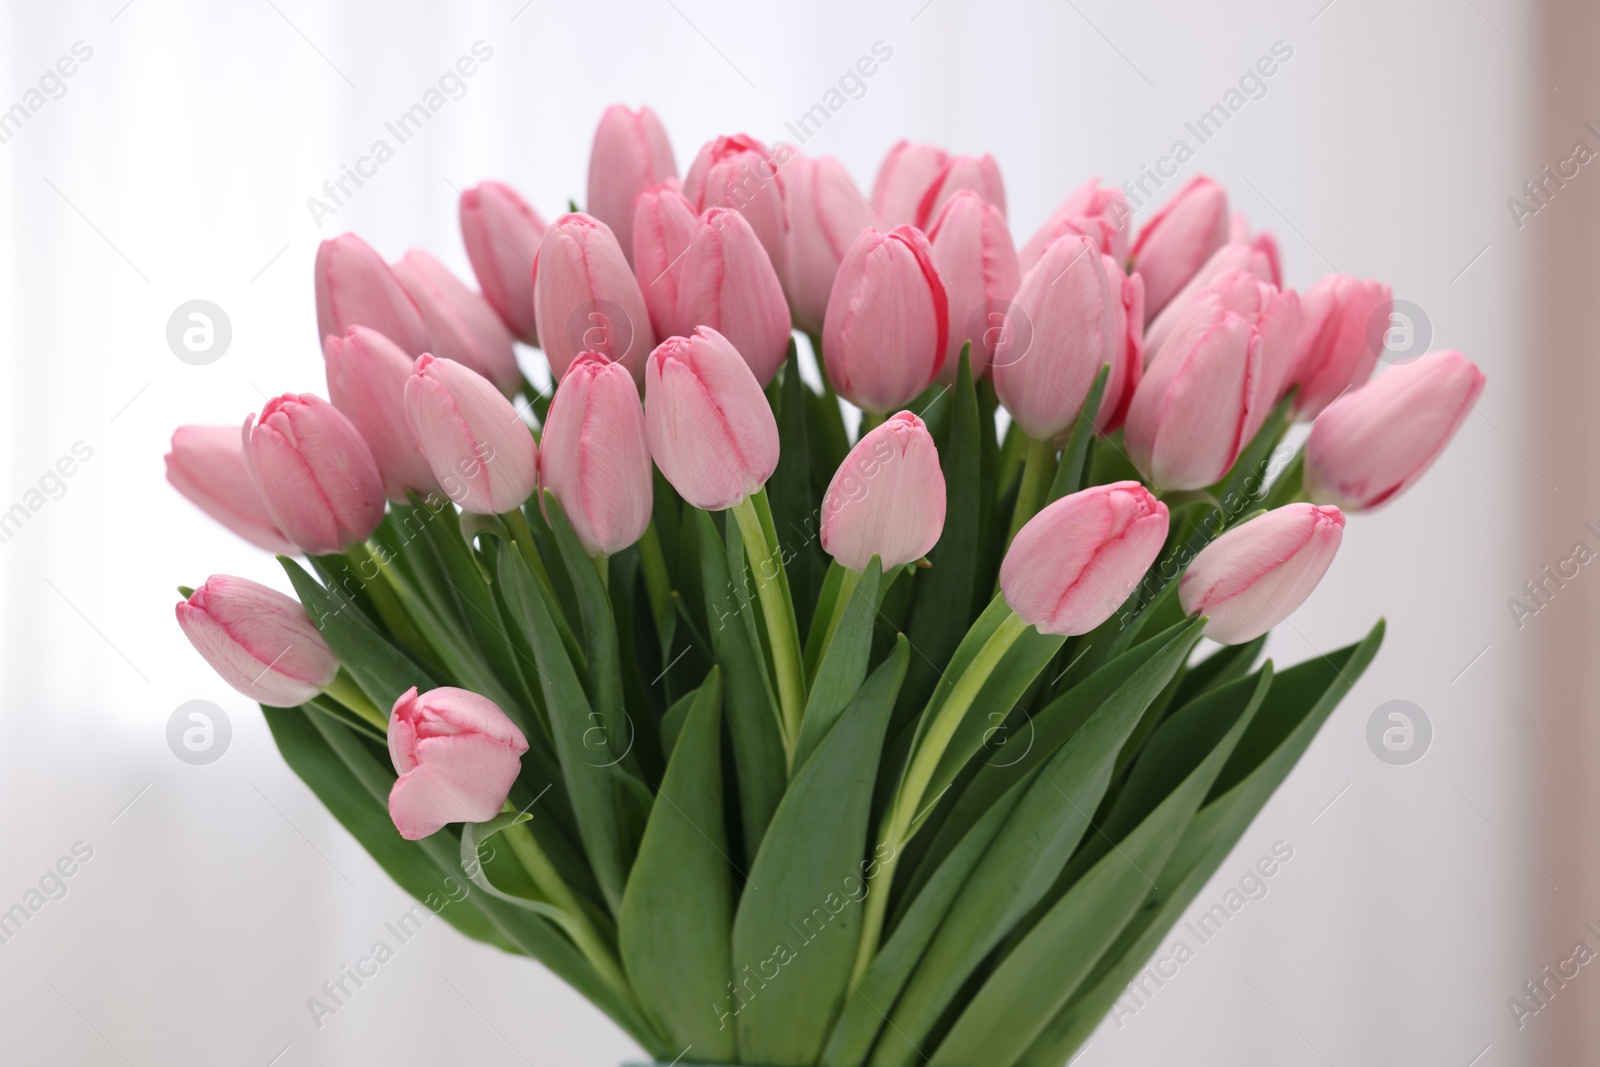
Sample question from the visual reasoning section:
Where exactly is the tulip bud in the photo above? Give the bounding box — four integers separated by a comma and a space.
404, 354, 538, 515
644, 327, 779, 511
822, 226, 949, 414
393, 249, 521, 397
459, 180, 548, 345
1179, 503, 1345, 644
387, 686, 530, 840
533, 213, 656, 383
175, 576, 338, 706
314, 233, 430, 356
784, 154, 873, 335
1229, 212, 1282, 287
913, 153, 1007, 231
324, 327, 441, 502
539, 352, 653, 555
632, 185, 699, 339
165, 426, 295, 554
1289, 275, 1392, 419
993, 235, 1143, 439
928, 191, 1021, 381
1142, 242, 1276, 360
1000, 481, 1169, 636
871, 140, 949, 225
243, 394, 386, 556
1129, 176, 1230, 319
1019, 177, 1133, 271
682, 134, 790, 277
1123, 297, 1260, 490
820, 411, 946, 572
586, 104, 677, 265
675, 207, 793, 386
1305, 350, 1484, 512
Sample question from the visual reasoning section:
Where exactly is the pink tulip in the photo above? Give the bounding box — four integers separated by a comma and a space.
928, 191, 1021, 381
459, 180, 548, 345
992, 235, 1143, 440
393, 249, 521, 398
324, 326, 441, 502
675, 207, 793, 385
1142, 242, 1277, 360
1000, 481, 1169, 636
1129, 176, 1230, 319
643, 327, 779, 511
632, 185, 700, 339
586, 104, 677, 265
539, 352, 653, 555
1305, 350, 1484, 512
1123, 297, 1260, 490
1289, 275, 1392, 419
1229, 212, 1282, 287
243, 394, 386, 556
822, 226, 948, 414
533, 213, 656, 383
820, 411, 946, 572
871, 140, 949, 225
166, 426, 295, 554
784, 154, 873, 335
314, 233, 430, 356
1019, 177, 1133, 271
175, 576, 338, 706
682, 134, 789, 278
913, 153, 1006, 231
1179, 503, 1345, 644
387, 686, 529, 840
404, 354, 539, 515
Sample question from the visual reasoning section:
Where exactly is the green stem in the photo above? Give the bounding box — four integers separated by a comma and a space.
637, 521, 675, 653
851, 612, 1029, 981
592, 552, 610, 593
858, 410, 887, 438
1006, 437, 1058, 548
731, 491, 807, 754
340, 543, 434, 661
322, 670, 388, 731
500, 508, 557, 597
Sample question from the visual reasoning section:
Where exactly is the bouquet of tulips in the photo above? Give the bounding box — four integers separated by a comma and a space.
168, 105, 1484, 1066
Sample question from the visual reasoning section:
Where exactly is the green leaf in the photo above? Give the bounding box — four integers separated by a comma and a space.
793, 558, 883, 772
771, 342, 825, 632
658, 686, 698, 761
619, 670, 737, 1060
1173, 634, 1266, 708
731, 638, 910, 1066
279, 556, 435, 707
803, 560, 850, 682
1045, 364, 1109, 504
457, 812, 573, 927
696, 510, 787, 860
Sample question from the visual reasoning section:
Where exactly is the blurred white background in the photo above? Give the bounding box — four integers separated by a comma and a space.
0, 0, 1585, 1064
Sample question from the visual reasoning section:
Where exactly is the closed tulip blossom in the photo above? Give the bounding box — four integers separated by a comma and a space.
314, 232, 431, 356
1172, 270, 1301, 443
1179, 503, 1345, 644
243, 393, 386, 556
643, 327, 779, 511
822, 226, 949, 414
393, 249, 521, 397
871, 139, 950, 225
387, 686, 530, 841
1229, 212, 1282, 287
784, 153, 873, 335
1142, 242, 1277, 361
166, 426, 295, 554
459, 180, 548, 344
175, 576, 338, 706
1305, 350, 1485, 512
632, 185, 700, 339
675, 207, 793, 385
682, 134, 790, 277
1289, 275, 1393, 419
324, 327, 440, 502
928, 191, 1021, 380
1000, 482, 1169, 636
586, 104, 677, 265
533, 213, 656, 383
993, 235, 1143, 439
913, 153, 1007, 231
404, 354, 539, 515
1019, 177, 1133, 271
820, 412, 946, 572
1129, 176, 1230, 319
540, 352, 653, 556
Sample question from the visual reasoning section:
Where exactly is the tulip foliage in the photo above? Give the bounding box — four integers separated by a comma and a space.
168, 109, 1486, 1066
